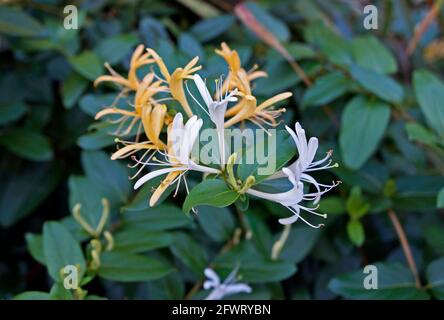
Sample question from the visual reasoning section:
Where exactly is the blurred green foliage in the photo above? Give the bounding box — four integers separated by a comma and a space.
0, 0, 444, 300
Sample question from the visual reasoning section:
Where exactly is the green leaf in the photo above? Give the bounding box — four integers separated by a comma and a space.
49, 283, 73, 300
318, 196, 346, 215
0, 128, 53, 161
183, 179, 239, 213
304, 24, 352, 66
81, 151, 131, 205
438, 188, 444, 208
68, 51, 104, 81
196, 206, 236, 242
98, 251, 174, 282
14, 291, 52, 300
170, 232, 208, 275
178, 32, 205, 62
278, 225, 320, 264
244, 2, 290, 42
77, 126, 115, 150
346, 186, 370, 219
0, 102, 27, 125
95, 34, 138, 65
340, 96, 391, 169
349, 64, 404, 103
62, 73, 88, 109
25, 233, 45, 265
68, 175, 105, 231
0, 162, 60, 227
405, 122, 440, 148
191, 15, 235, 42
302, 71, 351, 108
147, 272, 185, 300
113, 229, 173, 253
0, 6, 44, 37
214, 242, 296, 283
122, 204, 191, 231
43, 222, 86, 282
347, 220, 365, 247
351, 35, 397, 74
328, 263, 429, 299
413, 70, 444, 136
237, 129, 295, 183
423, 223, 444, 255
426, 257, 444, 299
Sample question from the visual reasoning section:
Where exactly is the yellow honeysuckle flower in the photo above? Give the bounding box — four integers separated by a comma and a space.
215, 42, 291, 128
215, 42, 267, 94
111, 103, 167, 161
224, 92, 293, 128
95, 73, 169, 136
147, 48, 202, 117
94, 44, 154, 91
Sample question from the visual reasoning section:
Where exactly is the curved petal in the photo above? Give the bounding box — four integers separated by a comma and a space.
134, 166, 185, 190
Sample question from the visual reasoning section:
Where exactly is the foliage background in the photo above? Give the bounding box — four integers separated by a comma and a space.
1, 0, 444, 300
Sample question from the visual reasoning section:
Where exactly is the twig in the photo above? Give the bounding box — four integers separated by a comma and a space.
407, 0, 443, 56
387, 209, 422, 288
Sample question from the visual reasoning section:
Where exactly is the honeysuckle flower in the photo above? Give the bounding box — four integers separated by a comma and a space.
133, 113, 221, 206
147, 49, 201, 117
94, 44, 154, 91
111, 103, 167, 160
224, 91, 292, 128
203, 267, 252, 300
95, 73, 169, 136
192, 74, 238, 164
270, 122, 340, 204
215, 42, 292, 128
215, 42, 267, 94
247, 168, 328, 227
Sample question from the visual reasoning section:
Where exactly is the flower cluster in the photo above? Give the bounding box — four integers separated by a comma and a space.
93, 43, 339, 228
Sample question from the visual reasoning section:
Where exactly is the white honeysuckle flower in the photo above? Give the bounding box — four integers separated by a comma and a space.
133, 113, 221, 206
270, 122, 340, 204
203, 267, 252, 300
247, 168, 327, 227
191, 74, 238, 164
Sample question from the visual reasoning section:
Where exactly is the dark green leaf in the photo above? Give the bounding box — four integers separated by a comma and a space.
62, 73, 88, 109
69, 51, 104, 81
183, 179, 239, 213
351, 35, 397, 74
302, 71, 351, 107
113, 229, 173, 253
278, 225, 320, 264
81, 151, 131, 205
170, 232, 208, 275
426, 257, 444, 299
328, 263, 429, 299
349, 64, 404, 103
196, 206, 236, 242
413, 70, 444, 136
0, 102, 27, 125
0, 128, 53, 161
122, 204, 191, 231
340, 96, 391, 169
98, 251, 174, 282
14, 292, 52, 300
191, 15, 235, 42
237, 129, 295, 183
43, 222, 86, 282
0, 163, 60, 227
95, 34, 138, 65
25, 233, 45, 265
0, 6, 44, 37
347, 220, 365, 247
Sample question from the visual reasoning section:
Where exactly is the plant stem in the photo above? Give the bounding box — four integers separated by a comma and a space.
387, 209, 422, 288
